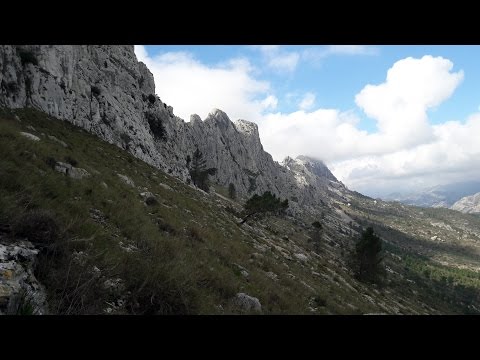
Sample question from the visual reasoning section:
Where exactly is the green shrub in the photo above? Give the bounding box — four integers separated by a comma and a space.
187, 226, 203, 243
45, 156, 57, 169
228, 183, 236, 199
145, 112, 166, 140
64, 155, 78, 167
145, 196, 158, 206
241, 191, 288, 224
13, 209, 59, 244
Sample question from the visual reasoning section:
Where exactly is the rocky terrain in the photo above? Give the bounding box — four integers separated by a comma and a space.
1, 45, 480, 314
451, 192, 480, 214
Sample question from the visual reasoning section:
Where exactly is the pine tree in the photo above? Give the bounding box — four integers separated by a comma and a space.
240, 191, 288, 224
353, 227, 384, 283
310, 221, 323, 252
189, 148, 217, 192
228, 183, 236, 199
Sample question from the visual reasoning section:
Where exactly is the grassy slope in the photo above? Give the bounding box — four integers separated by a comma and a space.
1, 107, 477, 314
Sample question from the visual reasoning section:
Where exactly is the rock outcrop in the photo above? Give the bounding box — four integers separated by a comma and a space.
0, 45, 349, 212
451, 192, 480, 214
0, 240, 48, 315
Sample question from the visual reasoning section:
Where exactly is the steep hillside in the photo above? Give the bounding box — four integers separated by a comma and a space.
2, 107, 477, 314
0, 45, 337, 210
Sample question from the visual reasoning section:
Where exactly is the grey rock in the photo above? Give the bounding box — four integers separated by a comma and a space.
117, 173, 135, 187
265, 271, 278, 281
232, 292, 262, 312
54, 161, 90, 179
159, 183, 173, 191
294, 253, 308, 262
0, 241, 48, 315
19, 132, 40, 141
139, 191, 157, 205
47, 135, 68, 148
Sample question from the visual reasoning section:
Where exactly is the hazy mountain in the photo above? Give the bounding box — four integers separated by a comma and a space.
451, 192, 480, 214
382, 181, 480, 208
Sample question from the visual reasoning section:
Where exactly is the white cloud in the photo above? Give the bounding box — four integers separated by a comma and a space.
257, 56, 468, 195
134, 45, 149, 63
134, 45, 270, 122
302, 45, 379, 63
355, 55, 464, 150
261, 95, 278, 110
299, 92, 316, 110
331, 114, 480, 195
267, 52, 300, 73
135, 46, 475, 196
252, 45, 300, 73
326, 45, 379, 55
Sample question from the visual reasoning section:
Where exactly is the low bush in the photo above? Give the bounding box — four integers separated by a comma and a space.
12, 209, 59, 244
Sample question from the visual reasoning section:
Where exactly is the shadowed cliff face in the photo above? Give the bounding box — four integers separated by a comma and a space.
0, 45, 349, 213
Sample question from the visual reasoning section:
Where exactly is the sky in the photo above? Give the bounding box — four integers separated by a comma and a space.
134, 45, 480, 198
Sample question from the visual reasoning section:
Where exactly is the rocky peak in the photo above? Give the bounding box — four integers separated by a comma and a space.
190, 114, 202, 125
235, 119, 259, 137
296, 155, 339, 182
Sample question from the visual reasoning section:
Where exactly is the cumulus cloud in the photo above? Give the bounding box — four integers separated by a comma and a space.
257, 56, 468, 195
134, 46, 474, 195
355, 56, 463, 149
299, 92, 316, 110
331, 114, 480, 195
134, 45, 271, 122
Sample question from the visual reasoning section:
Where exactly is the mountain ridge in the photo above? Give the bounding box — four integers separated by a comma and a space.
0, 45, 350, 216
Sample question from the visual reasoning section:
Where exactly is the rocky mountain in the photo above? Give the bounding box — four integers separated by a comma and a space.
2, 45, 480, 315
451, 192, 480, 214
0, 45, 347, 215
382, 181, 480, 208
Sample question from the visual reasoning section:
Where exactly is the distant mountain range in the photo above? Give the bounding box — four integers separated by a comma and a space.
381, 181, 480, 208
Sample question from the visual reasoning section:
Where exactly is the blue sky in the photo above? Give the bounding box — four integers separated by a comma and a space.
136, 45, 480, 197
143, 45, 480, 130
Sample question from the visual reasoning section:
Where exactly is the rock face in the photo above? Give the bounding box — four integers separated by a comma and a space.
0, 45, 349, 211
0, 241, 48, 315
451, 192, 480, 214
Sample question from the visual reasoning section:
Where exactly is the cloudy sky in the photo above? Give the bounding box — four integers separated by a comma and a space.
134, 45, 480, 198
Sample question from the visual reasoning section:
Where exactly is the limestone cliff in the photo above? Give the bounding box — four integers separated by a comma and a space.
0, 45, 349, 211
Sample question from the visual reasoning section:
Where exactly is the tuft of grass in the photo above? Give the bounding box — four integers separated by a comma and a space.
12, 209, 59, 244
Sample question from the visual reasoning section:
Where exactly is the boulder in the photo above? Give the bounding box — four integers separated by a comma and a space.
19, 132, 40, 141
232, 292, 262, 313
117, 173, 135, 187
